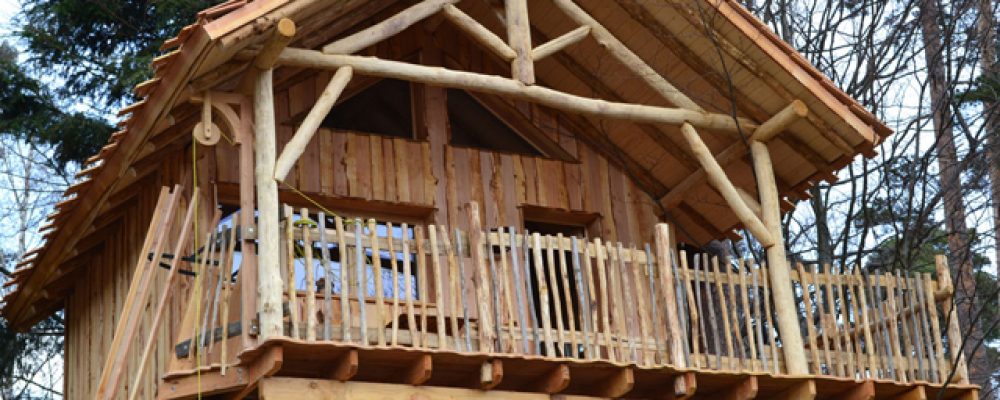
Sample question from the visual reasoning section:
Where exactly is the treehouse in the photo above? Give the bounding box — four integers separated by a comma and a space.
0, 0, 980, 399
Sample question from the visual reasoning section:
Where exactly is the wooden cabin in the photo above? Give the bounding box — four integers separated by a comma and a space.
1, 0, 980, 399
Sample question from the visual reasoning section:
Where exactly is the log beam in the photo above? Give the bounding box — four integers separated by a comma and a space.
750, 100, 808, 142
442, 4, 516, 61
659, 101, 808, 208
322, 0, 457, 55
275, 48, 759, 134
256, 19, 297, 70
550, 0, 700, 110
237, 18, 295, 94
679, 123, 774, 247
257, 378, 612, 400
273, 66, 353, 181
532, 26, 590, 61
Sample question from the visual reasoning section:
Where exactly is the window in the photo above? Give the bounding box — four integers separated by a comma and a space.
322, 78, 415, 139
447, 89, 544, 156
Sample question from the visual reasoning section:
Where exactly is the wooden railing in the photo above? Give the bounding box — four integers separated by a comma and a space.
267, 204, 969, 385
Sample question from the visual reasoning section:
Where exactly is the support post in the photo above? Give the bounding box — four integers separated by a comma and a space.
237, 96, 258, 349
748, 104, 810, 375
255, 66, 283, 340
505, 0, 534, 84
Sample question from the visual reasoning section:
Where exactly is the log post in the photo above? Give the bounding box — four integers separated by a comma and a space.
505, 0, 534, 84
750, 139, 808, 375
654, 223, 685, 368
237, 95, 259, 349
935, 254, 970, 384
252, 18, 295, 341
747, 101, 810, 375
255, 66, 283, 340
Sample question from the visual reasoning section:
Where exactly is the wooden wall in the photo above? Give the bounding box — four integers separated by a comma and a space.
64, 149, 200, 400
212, 70, 664, 246
62, 36, 669, 399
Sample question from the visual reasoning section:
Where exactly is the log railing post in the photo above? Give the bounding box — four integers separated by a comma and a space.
935, 254, 970, 383
467, 201, 495, 352
654, 224, 685, 369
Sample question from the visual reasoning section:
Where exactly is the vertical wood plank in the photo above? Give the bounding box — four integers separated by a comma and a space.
369, 219, 386, 346
302, 208, 317, 341
468, 203, 494, 353
285, 205, 300, 339
403, 224, 418, 348
336, 217, 350, 343
533, 233, 556, 356
428, 225, 447, 350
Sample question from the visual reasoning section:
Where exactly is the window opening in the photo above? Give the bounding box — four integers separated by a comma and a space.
322, 78, 415, 139
447, 89, 544, 156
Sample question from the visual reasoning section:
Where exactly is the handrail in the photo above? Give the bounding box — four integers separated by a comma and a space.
245, 202, 968, 385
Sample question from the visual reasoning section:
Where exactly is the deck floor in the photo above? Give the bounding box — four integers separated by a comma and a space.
158, 339, 979, 400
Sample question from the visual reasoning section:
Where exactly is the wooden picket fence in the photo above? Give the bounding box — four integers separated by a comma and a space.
267, 203, 966, 384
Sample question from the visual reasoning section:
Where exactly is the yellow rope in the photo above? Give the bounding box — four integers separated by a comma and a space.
277, 179, 341, 220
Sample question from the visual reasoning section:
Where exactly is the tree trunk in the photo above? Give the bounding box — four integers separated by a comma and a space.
975, 0, 1000, 394
918, 0, 986, 386
977, 0, 1000, 299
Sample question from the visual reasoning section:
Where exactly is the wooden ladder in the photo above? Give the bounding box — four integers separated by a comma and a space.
94, 185, 203, 400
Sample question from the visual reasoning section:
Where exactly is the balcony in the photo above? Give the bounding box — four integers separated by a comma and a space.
150, 200, 976, 399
